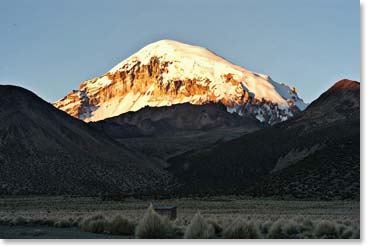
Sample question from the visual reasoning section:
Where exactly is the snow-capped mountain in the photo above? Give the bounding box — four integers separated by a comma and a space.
54, 40, 307, 124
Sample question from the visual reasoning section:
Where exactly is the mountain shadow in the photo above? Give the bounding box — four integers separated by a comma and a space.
167, 79, 360, 200
0, 85, 171, 196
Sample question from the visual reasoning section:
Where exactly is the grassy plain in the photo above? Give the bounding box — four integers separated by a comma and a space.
0, 196, 359, 239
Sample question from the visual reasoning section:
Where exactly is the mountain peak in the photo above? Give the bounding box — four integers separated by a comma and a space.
295, 79, 360, 125
109, 39, 244, 74
327, 79, 360, 93
136, 39, 201, 50
54, 40, 307, 123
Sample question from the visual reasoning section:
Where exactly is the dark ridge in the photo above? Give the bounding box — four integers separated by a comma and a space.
167, 79, 360, 200
0, 85, 170, 196
326, 79, 360, 93
91, 102, 262, 138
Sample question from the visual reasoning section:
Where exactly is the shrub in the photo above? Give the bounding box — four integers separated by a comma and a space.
260, 221, 273, 236
223, 219, 261, 239
300, 219, 315, 239
267, 220, 287, 239
336, 224, 347, 236
352, 226, 360, 239
10, 216, 28, 226
0, 216, 11, 225
314, 220, 338, 239
207, 218, 223, 235
339, 227, 354, 239
184, 212, 215, 239
54, 219, 72, 228
79, 214, 110, 234
108, 215, 135, 236
45, 218, 57, 227
282, 220, 301, 239
300, 219, 314, 232
70, 217, 82, 227
135, 204, 175, 239
343, 220, 352, 226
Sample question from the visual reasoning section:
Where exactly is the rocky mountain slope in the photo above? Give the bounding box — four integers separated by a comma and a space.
167, 79, 360, 200
0, 85, 171, 196
54, 40, 307, 124
91, 102, 261, 138
90, 102, 262, 163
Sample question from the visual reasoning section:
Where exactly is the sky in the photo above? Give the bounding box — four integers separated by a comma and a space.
0, 0, 360, 103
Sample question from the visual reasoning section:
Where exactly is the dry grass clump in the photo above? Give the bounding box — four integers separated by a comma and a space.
10, 216, 28, 226
79, 214, 110, 234
267, 219, 287, 239
0, 214, 80, 228
267, 219, 311, 239
352, 226, 360, 239
184, 212, 215, 239
53, 219, 72, 228
223, 219, 261, 239
282, 220, 301, 239
135, 204, 175, 239
171, 219, 186, 237
0, 216, 12, 225
108, 215, 135, 236
260, 221, 273, 236
299, 219, 315, 238
314, 220, 338, 239
207, 218, 223, 235
339, 227, 354, 239
335, 223, 359, 239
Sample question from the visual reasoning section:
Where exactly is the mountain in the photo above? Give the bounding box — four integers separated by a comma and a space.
0, 79, 358, 199
167, 79, 360, 200
90, 102, 262, 162
91, 102, 261, 138
292, 79, 360, 125
54, 40, 307, 124
0, 85, 171, 196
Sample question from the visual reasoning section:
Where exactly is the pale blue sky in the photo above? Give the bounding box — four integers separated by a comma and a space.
0, 0, 359, 103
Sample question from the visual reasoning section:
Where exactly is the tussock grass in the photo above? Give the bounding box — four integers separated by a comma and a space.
108, 215, 135, 236
0, 197, 359, 239
223, 219, 261, 239
79, 214, 110, 234
282, 220, 301, 239
260, 221, 273, 236
299, 219, 315, 238
267, 219, 309, 239
10, 216, 28, 226
267, 219, 286, 239
184, 212, 215, 239
207, 218, 223, 235
314, 220, 338, 239
0, 216, 12, 225
53, 219, 72, 228
339, 227, 354, 239
135, 204, 175, 239
352, 226, 360, 239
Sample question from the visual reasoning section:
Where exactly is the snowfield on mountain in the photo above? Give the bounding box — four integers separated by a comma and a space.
54, 40, 307, 124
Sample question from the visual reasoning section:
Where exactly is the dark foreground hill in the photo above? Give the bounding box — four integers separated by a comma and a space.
0, 79, 360, 200
168, 79, 360, 200
0, 85, 171, 196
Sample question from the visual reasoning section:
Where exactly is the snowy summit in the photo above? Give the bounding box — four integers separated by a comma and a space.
54, 40, 307, 124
